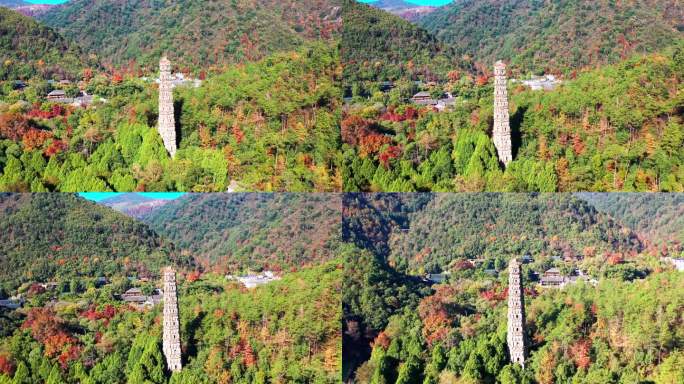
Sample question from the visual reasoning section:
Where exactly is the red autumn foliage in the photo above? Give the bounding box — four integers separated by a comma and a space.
569, 338, 592, 370
378, 145, 402, 168
44, 139, 68, 157
607, 252, 624, 265
186, 271, 201, 282
379, 107, 418, 123
57, 345, 81, 369
111, 72, 124, 84
373, 331, 391, 350
232, 123, 245, 144
243, 342, 256, 367
27, 284, 46, 296
0, 112, 29, 140
80, 304, 117, 323
453, 259, 474, 271
22, 128, 53, 150
572, 133, 585, 155
476, 74, 489, 86
447, 70, 461, 82
358, 134, 392, 157
22, 307, 81, 367
341, 115, 372, 146
0, 354, 15, 376
480, 286, 508, 303
418, 285, 458, 346
44, 332, 76, 358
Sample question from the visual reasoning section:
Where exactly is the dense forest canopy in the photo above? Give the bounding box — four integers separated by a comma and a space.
141, 193, 342, 272
418, 0, 684, 74
39, 0, 342, 71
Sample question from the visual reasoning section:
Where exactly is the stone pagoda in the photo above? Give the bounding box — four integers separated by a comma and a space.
158, 56, 177, 158
507, 258, 526, 367
162, 267, 182, 372
493, 60, 513, 167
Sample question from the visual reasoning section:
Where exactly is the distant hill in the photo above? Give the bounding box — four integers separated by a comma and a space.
418, 0, 684, 73
141, 193, 342, 272
0, 7, 91, 80
39, 0, 342, 70
361, 0, 438, 21
344, 193, 644, 273
0, 0, 29, 7
0, 193, 188, 289
99, 193, 174, 218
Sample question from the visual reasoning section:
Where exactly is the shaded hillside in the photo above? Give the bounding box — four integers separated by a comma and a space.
344, 193, 644, 273
0, 7, 91, 80
419, 0, 684, 73
578, 193, 684, 249
39, 0, 342, 70
342, 243, 430, 381
0, 193, 186, 289
341, 0, 460, 87
142, 193, 342, 272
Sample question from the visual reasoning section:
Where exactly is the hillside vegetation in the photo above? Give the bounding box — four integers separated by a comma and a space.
0, 261, 342, 383
419, 0, 684, 74
578, 193, 684, 248
344, 193, 644, 274
342, 44, 684, 192
0, 7, 91, 80
39, 0, 342, 70
0, 43, 342, 192
341, 0, 460, 88
142, 194, 341, 272
0, 193, 185, 289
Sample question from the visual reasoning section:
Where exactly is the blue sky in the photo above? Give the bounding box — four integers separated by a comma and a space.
357, 0, 454, 6
24, 0, 69, 4
79, 192, 186, 202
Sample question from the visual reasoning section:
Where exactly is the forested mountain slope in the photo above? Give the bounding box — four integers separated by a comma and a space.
578, 193, 684, 248
142, 193, 341, 272
344, 193, 644, 273
0, 193, 186, 289
341, 0, 459, 85
39, 0, 342, 70
419, 0, 684, 73
0, 7, 91, 80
